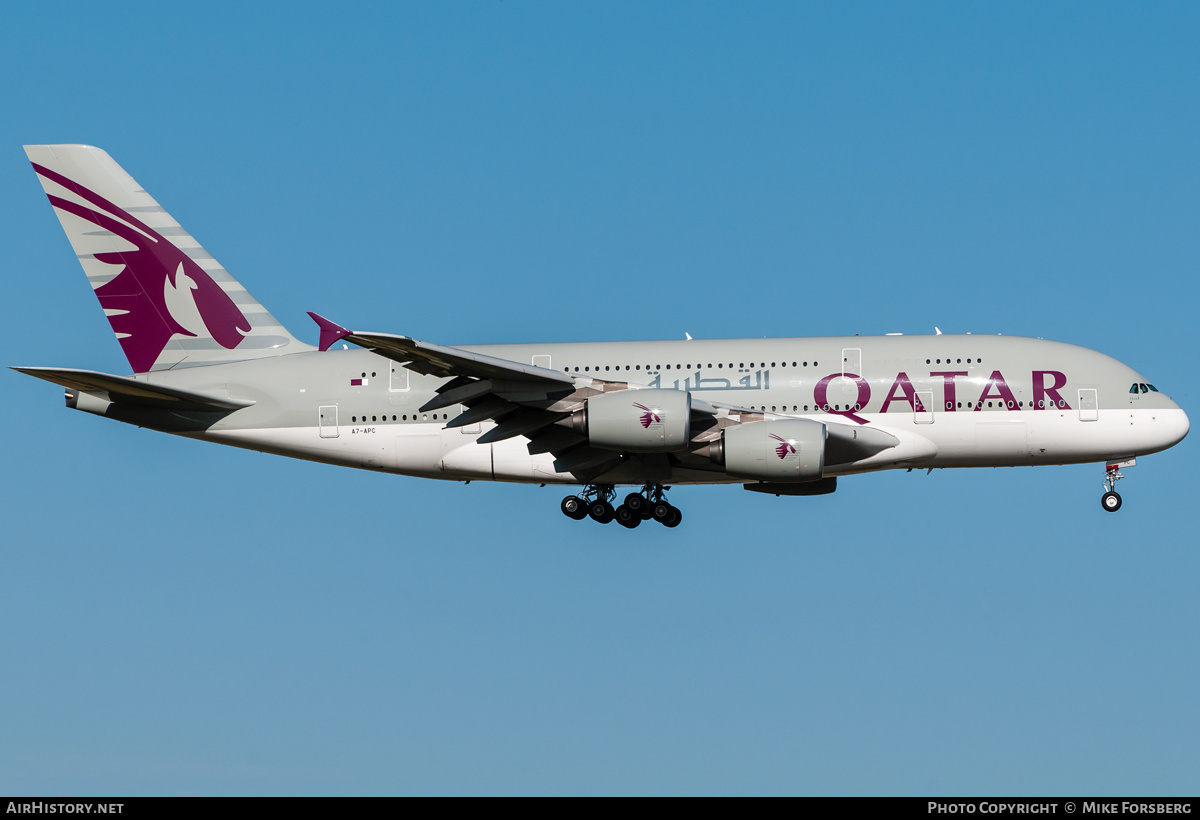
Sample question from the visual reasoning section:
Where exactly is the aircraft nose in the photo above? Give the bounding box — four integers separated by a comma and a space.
1175, 407, 1190, 444
1159, 404, 1190, 450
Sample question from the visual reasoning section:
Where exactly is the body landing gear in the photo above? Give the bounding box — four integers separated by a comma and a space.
561, 495, 587, 520
560, 484, 681, 528
560, 485, 616, 524
1101, 463, 1126, 513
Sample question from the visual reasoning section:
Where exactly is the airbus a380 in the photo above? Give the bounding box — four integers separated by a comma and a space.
15, 145, 1190, 528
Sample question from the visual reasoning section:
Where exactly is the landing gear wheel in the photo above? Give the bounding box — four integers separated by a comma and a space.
561, 495, 587, 520
589, 499, 615, 524
1102, 491, 1122, 513
663, 507, 682, 528
651, 501, 674, 523
624, 493, 647, 515
616, 505, 642, 528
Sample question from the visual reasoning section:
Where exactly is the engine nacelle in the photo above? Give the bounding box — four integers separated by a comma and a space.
710, 418, 826, 481
575, 388, 692, 452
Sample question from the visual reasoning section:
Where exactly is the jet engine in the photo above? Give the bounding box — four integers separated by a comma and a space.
709, 418, 826, 481
572, 388, 692, 452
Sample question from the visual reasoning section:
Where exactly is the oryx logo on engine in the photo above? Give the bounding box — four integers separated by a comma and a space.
770, 434, 797, 459
633, 402, 661, 429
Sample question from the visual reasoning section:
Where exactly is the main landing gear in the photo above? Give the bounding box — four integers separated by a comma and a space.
1101, 463, 1124, 513
560, 484, 682, 529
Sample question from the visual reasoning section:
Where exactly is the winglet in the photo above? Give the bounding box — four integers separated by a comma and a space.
307, 312, 351, 351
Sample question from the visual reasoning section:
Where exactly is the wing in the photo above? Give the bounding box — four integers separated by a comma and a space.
308, 314, 737, 481
308, 314, 905, 482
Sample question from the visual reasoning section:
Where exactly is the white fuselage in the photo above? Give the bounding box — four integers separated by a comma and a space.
163, 333, 1188, 486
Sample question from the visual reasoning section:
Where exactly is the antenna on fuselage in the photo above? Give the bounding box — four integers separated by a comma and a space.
935, 327, 943, 335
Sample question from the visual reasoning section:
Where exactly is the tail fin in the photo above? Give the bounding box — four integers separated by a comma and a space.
25, 144, 312, 373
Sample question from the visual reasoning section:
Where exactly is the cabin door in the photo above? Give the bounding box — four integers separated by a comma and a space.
319, 405, 339, 438
915, 391, 934, 424
1078, 389, 1099, 422
841, 347, 862, 377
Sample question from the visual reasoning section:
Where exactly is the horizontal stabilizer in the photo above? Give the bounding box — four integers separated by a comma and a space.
13, 367, 254, 412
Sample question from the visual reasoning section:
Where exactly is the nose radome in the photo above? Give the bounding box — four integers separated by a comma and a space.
1160, 406, 1190, 450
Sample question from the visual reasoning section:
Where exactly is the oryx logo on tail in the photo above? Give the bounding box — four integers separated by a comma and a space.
31, 162, 250, 373
634, 402, 661, 429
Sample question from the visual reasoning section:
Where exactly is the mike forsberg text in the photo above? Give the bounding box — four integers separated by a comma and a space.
928, 805, 1193, 815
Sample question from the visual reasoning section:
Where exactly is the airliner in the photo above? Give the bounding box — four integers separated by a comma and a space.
14, 145, 1189, 528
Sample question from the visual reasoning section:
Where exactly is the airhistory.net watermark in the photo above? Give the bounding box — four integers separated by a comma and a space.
6, 804, 123, 815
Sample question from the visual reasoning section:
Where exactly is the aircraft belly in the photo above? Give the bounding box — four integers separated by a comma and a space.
922, 408, 1181, 466
436, 429, 578, 483
197, 407, 1183, 483
1034, 407, 1185, 461
394, 426, 444, 476
205, 425, 394, 470
433, 428, 487, 478
490, 437, 574, 483
974, 421, 1030, 464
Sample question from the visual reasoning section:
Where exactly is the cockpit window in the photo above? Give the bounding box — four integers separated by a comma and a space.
1148, 384, 1159, 392
1130, 384, 1139, 394
1131, 382, 1162, 394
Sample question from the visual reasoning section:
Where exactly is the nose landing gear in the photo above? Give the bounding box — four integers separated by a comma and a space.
1101, 463, 1125, 512
560, 483, 682, 528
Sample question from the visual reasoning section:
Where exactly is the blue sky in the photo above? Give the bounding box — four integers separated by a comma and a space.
2, 2, 1197, 795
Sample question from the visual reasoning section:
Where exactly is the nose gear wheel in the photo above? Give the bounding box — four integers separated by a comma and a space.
1101, 464, 1125, 513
